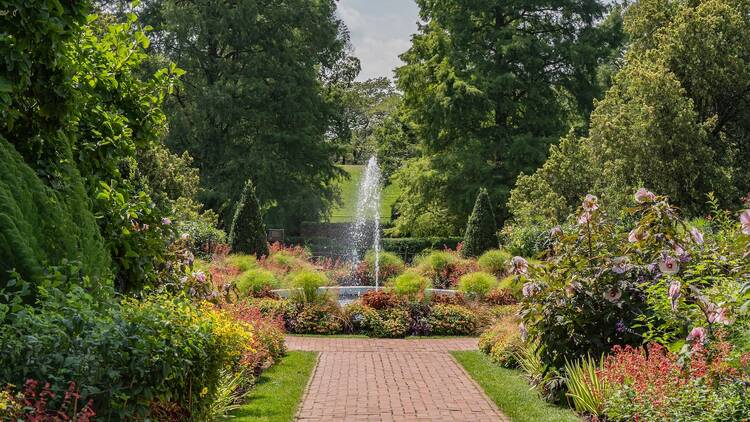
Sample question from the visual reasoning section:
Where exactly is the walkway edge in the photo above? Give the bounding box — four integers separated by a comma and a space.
294, 351, 321, 421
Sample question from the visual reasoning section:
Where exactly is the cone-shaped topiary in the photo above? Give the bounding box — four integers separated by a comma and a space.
462, 188, 498, 257
229, 180, 269, 257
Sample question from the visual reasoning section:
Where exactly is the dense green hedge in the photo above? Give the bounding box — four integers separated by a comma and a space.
0, 139, 110, 288
286, 236, 463, 261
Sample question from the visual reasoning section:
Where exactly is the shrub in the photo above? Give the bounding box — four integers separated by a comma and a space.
364, 251, 406, 283
228, 180, 269, 257
235, 269, 280, 297
479, 317, 523, 368
458, 272, 498, 300
380, 237, 464, 260
415, 250, 477, 289
485, 288, 518, 305
361, 290, 400, 310
289, 270, 330, 305
252, 298, 295, 323
390, 271, 430, 302
290, 302, 344, 334
462, 188, 498, 257
345, 303, 410, 338
225, 254, 258, 272
222, 301, 286, 374
477, 249, 512, 277
430, 292, 465, 306
427, 304, 477, 336
498, 222, 552, 258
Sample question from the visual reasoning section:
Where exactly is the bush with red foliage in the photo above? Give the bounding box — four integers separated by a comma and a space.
360, 290, 400, 309
2, 380, 96, 422
484, 288, 517, 305
220, 302, 286, 375
430, 292, 466, 306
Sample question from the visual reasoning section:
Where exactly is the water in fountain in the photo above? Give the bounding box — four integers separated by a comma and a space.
349, 156, 382, 288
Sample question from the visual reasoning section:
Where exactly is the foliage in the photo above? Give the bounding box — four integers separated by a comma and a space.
499, 222, 554, 258
390, 271, 431, 303
0, 380, 96, 422
509, 0, 750, 220
477, 249, 512, 277
463, 188, 498, 257
600, 343, 750, 421
415, 249, 477, 289
381, 237, 464, 260
229, 180, 269, 258
224, 255, 259, 273
235, 269, 280, 298
479, 317, 523, 368
458, 272, 498, 301
427, 304, 477, 336
354, 251, 405, 285
485, 289, 518, 306
563, 355, 608, 417
148, 0, 356, 230
394, 0, 622, 227
289, 302, 344, 335
360, 290, 400, 310
0, 281, 254, 420
346, 303, 410, 338
289, 270, 330, 305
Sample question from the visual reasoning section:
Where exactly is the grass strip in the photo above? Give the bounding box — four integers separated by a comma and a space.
231, 351, 318, 421
452, 351, 580, 422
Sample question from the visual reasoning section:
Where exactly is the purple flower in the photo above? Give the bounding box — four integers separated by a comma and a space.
603, 287, 622, 303
668, 280, 681, 311
161, 217, 172, 225
741, 210, 750, 235
658, 254, 680, 274
519, 323, 528, 342
615, 320, 626, 334
687, 327, 706, 345
690, 228, 704, 244
511, 256, 529, 275
634, 188, 656, 204
193, 271, 207, 283
582, 194, 599, 212
611, 257, 630, 274
522, 282, 540, 297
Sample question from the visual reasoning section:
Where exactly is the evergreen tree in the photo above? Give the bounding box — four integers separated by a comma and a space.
462, 188, 498, 257
229, 180, 269, 257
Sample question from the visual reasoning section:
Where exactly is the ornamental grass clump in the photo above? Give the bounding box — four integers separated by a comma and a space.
477, 249, 512, 277
235, 269, 280, 297
289, 269, 330, 305
458, 272, 498, 300
390, 271, 431, 303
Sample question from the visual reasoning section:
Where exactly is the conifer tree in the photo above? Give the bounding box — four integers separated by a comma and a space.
462, 188, 497, 257
229, 180, 269, 257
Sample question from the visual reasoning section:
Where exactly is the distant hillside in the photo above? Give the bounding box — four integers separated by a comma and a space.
329, 165, 400, 223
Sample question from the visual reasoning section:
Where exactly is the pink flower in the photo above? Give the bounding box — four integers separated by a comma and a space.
511, 256, 528, 275
192, 271, 207, 283
658, 254, 680, 274
634, 188, 656, 204
740, 210, 750, 235
668, 280, 681, 311
181, 233, 190, 240
628, 228, 648, 243
603, 287, 622, 303
611, 257, 629, 274
161, 217, 172, 225
565, 281, 582, 296
578, 211, 592, 225
549, 226, 563, 237
687, 327, 706, 345
690, 228, 703, 244
582, 194, 599, 212
706, 303, 730, 325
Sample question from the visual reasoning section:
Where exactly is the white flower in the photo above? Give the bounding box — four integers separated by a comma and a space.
690, 228, 703, 244
658, 254, 680, 274
611, 257, 629, 274
582, 194, 599, 212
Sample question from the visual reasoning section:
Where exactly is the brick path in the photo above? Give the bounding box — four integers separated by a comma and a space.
288, 337, 508, 422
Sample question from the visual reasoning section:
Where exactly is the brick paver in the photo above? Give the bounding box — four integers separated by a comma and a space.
289, 337, 508, 422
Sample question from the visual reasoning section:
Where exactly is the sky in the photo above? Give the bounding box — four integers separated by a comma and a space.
337, 0, 420, 81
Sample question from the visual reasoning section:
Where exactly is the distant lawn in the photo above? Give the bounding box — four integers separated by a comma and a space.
452, 351, 580, 422
330, 164, 400, 223
231, 351, 317, 422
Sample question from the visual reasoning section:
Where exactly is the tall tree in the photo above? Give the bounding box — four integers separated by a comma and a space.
144, 0, 358, 231
509, 0, 750, 222
394, 0, 621, 233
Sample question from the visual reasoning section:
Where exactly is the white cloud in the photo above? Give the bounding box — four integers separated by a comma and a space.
338, 0, 420, 81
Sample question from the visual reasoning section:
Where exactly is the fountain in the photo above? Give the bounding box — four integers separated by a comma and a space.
349, 156, 382, 288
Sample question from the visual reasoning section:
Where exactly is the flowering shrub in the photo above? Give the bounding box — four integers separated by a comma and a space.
598, 343, 750, 421
221, 302, 286, 374
479, 317, 523, 368
289, 302, 345, 334
345, 303, 412, 338
520, 190, 750, 370
427, 304, 477, 335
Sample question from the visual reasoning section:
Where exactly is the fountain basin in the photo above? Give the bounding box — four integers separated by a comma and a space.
271, 286, 459, 305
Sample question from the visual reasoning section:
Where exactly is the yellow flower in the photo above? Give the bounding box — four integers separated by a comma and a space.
200, 386, 208, 397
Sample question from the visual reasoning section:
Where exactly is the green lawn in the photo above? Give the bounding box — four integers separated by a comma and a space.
452, 351, 580, 422
231, 351, 318, 422
329, 164, 400, 223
